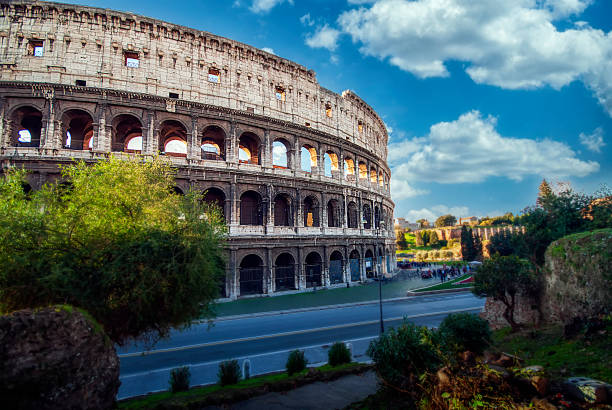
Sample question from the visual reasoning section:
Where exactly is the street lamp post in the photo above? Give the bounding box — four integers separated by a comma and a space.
377, 222, 385, 335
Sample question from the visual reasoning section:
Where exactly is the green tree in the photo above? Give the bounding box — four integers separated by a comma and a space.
472, 255, 538, 331
416, 218, 430, 228
415, 231, 424, 246
0, 157, 226, 345
460, 225, 475, 261
536, 178, 553, 207
396, 229, 408, 250
428, 230, 439, 247
472, 233, 483, 261
421, 230, 430, 246
434, 214, 457, 228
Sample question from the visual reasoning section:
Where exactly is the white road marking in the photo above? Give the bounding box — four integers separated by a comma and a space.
119, 306, 482, 358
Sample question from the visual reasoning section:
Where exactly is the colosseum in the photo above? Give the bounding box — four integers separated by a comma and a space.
0, 0, 396, 299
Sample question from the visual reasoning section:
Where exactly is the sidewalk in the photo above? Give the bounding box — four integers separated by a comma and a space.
202, 371, 378, 410
215, 270, 433, 317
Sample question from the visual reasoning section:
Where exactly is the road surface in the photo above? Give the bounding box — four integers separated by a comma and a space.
117, 292, 484, 399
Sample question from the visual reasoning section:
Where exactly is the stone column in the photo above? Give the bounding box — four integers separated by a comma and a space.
297, 246, 304, 289
230, 181, 238, 226
143, 110, 156, 155
323, 246, 329, 286
187, 116, 198, 160
230, 249, 238, 299
226, 121, 237, 163
360, 244, 366, 282
265, 184, 274, 234
262, 129, 271, 168
265, 247, 273, 294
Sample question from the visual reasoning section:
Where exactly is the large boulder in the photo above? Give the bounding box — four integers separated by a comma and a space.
0, 306, 120, 410
542, 229, 612, 324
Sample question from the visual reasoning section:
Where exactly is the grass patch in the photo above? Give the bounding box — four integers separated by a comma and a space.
412, 274, 473, 292
119, 362, 367, 410
492, 324, 612, 383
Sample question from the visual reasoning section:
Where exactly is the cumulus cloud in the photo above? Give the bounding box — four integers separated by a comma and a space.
261, 47, 276, 55
390, 179, 429, 200
305, 24, 342, 51
389, 110, 599, 184
403, 205, 470, 223
579, 126, 606, 153
332, 0, 612, 116
272, 143, 287, 166
249, 0, 292, 14
300, 13, 314, 27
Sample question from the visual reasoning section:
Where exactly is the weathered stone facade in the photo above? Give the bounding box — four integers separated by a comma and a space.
0, 1, 396, 299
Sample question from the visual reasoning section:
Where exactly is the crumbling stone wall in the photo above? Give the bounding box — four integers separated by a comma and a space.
0, 306, 120, 410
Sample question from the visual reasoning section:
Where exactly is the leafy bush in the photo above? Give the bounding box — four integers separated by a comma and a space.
169, 366, 191, 393
286, 349, 308, 375
438, 313, 492, 355
328, 342, 351, 366
217, 360, 241, 386
367, 322, 441, 391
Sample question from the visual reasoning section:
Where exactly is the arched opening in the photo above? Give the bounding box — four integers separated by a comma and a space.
325, 151, 339, 177
272, 139, 289, 168
375, 206, 381, 229
239, 132, 260, 164
377, 247, 384, 275
378, 171, 384, 187
344, 157, 355, 180
349, 249, 360, 282
274, 193, 291, 227
365, 249, 374, 279
62, 109, 94, 150
303, 196, 319, 227
305, 252, 322, 288
301, 145, 317, 172
172, 186, 184, 195
358, 162, 367, 180
240, 254, 264, 296
201, 125, 225, 161
112, 114, 142, 153
202, 187, 226, 220
274, 253, 295, 291
240, 191, 263, 225
347, 201, 359, 229
370, 167, 377, 183
329, 251, 344, 284
363, 203, 372, 229
159, 120, 187, 157
11, 106, 42, 147
327, 199, 340, 228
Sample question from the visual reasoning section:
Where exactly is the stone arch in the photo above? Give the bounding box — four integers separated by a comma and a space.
111, 114, 142, 153
240, 190, 263, 225
273, 193, 292, 227
363, 203, 372, 229
378, 170, 384, 187
303, 195, 320, 227
202, 187, 226, 220
301, 144, 317, 172
347, 201, 359, 229
327, 198, 341, 228
304, 251, 322, 288
274, 252, 296, 291
9, 106, 42, 147
374, 205, 381, 229
238, 131, 261, 164
358, 161, 367, 179
239, 254, 264, 296
201, 125, 226, 161
159, 119, 187, 157
370, 166, 377, 183
323, 150, 338, 177
344, 157, 355, 180
349, 249, 361, 282
365, 248, 375, 278
329, 250, 344, 284
272, 138, 291, 169
61, 109, 94, 150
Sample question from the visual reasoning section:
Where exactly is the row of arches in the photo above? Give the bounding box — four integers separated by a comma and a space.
236, 248, 388, 296
205, 187, 389, 229
9, 106, 390, 187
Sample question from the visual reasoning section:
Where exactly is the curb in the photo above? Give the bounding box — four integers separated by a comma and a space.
406, 287, 473, 296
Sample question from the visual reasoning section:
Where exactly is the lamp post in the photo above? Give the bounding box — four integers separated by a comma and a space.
377, 221, 385, 335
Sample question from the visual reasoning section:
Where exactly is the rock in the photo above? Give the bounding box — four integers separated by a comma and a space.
485, 364, 511, 381
461, 350, 476, 365
492, 354, 514, 367
0, 306, 120, 410
530, 397, 557, 410
436, 367, 451, 389
514, 365, 548, 397
531, 376, 549, 396
562, 377, 609, 404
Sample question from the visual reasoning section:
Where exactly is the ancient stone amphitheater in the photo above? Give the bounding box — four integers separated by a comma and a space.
0, 1, 396, 299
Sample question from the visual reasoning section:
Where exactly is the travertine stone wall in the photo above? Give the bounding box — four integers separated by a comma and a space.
0, 0, 389, 161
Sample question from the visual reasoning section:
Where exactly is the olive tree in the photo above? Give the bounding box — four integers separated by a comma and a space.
0, 156, 226, 345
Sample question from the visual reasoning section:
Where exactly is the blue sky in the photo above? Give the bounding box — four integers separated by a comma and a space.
63, 0, 611, 223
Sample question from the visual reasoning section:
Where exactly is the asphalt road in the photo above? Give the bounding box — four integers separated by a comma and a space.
117, 292, 484, 399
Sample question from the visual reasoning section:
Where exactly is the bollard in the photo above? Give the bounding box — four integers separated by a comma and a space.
242, 359, 251, 380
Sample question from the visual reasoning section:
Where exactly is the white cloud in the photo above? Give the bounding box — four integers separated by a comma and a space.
249, 0, 292, 14
403, 205, 470, 222
261, 47, 276, 55
334, 0, 612, 116
305, 24, 342, 51
300, 13, 314, 27
330, 54, 340, 64
389, 110, 599, 184
579, 126, 606, 153
390, 179, 428, 200
272, 143, 287, 166
348, 0, 377, 4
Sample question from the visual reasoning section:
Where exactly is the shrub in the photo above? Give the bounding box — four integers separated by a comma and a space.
328, 342, 351, 366
438, 313, 492, 355
217, 360, 241, 386
169, 366, 191, 393
286, 349, 308, 375
367, 322, 441, 391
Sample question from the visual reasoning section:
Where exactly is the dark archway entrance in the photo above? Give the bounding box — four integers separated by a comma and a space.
240, 191, 263, 225
274, 253, 295, 291
240, 254, 264, 296
349, 250, 360, 282
305, 252, 322, 288
329, 251, 344, 284
274, 194, 291, 226
303, 196, 319, 227
365, 249, 374, 279
203, 187, 226, 220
